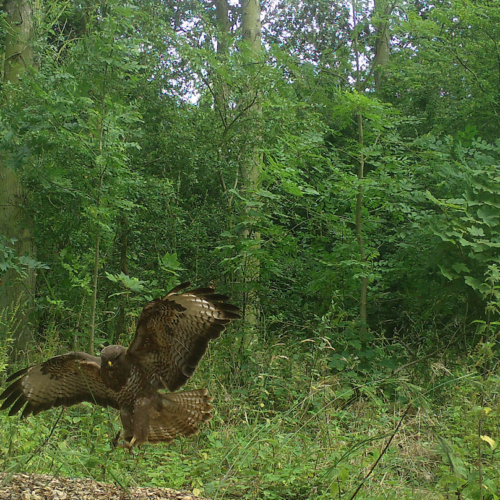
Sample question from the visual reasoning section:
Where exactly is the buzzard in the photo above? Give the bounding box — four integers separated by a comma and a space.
0, 283, 240, 448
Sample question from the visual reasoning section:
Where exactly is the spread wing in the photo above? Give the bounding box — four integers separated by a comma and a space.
0, 352, 120, 417
127, 282, 240, 391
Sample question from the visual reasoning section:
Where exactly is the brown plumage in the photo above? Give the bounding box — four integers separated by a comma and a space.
0, 283, 240, 448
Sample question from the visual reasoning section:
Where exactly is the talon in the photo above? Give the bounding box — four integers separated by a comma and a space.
114, 436, 137, 455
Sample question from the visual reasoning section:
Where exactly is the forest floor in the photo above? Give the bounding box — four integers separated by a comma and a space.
0, 473, 208, 500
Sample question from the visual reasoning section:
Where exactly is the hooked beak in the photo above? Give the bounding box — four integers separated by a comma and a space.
108, 360, 113, 367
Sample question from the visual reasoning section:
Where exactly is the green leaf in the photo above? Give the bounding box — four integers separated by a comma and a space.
256, 189, 279, 199
477, 207, 500, 227
464, 276, 483, 291
439, 266, 457, 281
468, 226, 484, 237
105, 272, 147, 292
282, 181, 303, 197
451, 263, 470, 274
158, 252, 185, 273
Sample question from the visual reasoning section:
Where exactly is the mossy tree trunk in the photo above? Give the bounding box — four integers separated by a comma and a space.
0, 0, 35, 353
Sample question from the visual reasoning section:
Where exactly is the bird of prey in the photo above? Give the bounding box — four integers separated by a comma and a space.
0, 283, 240, 448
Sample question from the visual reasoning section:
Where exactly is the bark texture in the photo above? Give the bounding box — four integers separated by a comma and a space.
373, 0, 392, 91
240, 0, 262, 325
0, 0, 35, 353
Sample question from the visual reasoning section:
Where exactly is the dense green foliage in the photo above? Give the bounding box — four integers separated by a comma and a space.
1, 0, 500, 498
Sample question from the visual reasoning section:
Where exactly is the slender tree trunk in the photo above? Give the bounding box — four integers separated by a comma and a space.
240, 0, 262, 325
353, 1, 368, 333
215, 0, 231, 191
114, 218, 129, 343
373, 0, 392, 91
89, 227, 100, 355
0, 0, 35, 353
215, 0, 231, 110
356, 113, 368, 334
89, 77, 108, 355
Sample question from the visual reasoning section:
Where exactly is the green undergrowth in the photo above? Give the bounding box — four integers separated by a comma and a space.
1, 337, 500, 500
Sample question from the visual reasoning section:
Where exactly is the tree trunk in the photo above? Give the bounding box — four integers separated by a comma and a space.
373, 0, 392, 91
0, 0, 35, 354
356, 113, 368, 334
114, 218, 129, 343
88, 91, 107, 355
242, 0, 261, 51
3, 0, 34, 83
352, 1, 368, 333
240, 0, 262, 325
214, 0, 231, 149
216, 0, 230, 55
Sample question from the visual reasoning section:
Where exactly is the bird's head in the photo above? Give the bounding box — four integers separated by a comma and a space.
100, 345, 127, 370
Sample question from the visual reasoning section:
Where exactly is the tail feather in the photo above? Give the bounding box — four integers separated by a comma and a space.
147, 388, 213, 443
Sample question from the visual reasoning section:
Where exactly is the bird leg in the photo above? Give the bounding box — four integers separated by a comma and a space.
131, 398, 150, 445
114, 408, 135, 450
112, 431, 122, 448
113, 400, 150, 452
